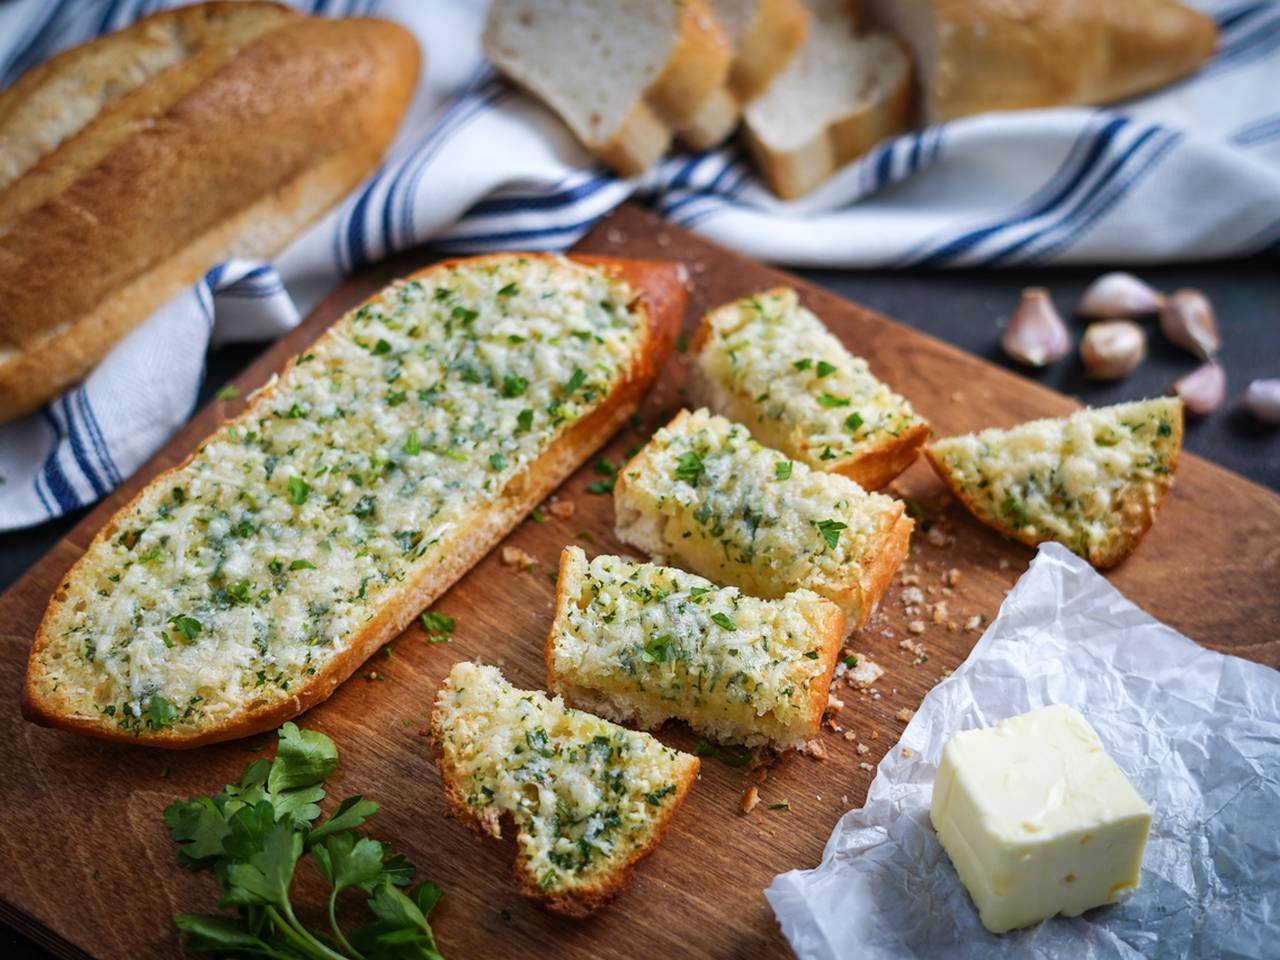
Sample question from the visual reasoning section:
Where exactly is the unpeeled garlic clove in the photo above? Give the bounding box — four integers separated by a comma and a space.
1001, 287, 1071, 367
1243, 379, 1280, 425
1077, 272, 1164, 318
1081, 320, 1146, 379
1159, 288, 1220, 360
1171, 361, 1226, 416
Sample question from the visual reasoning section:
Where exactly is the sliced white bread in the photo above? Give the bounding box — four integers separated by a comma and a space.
546, 546, 843, 751
925, 398, 1183, 568
484, 0, 731, 177
863, 0, 1217, 123
24, 254, 683, 747
744, 0, 913, 200
680, 0, 811, 150
431, 661, 699, 916
614, 408, 912, 634
691, 287, 929, 490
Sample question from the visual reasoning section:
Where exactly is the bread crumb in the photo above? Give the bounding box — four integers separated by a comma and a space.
999, 557, 1011, 570
901, 586, 924, 606
964, 614, 983, 631
856, 742, 870, 756
501, 546, 534, 570
896, 708, 915, 723
931, 602, 948, 623
754, 765, 769, 784
901, 573, 921, 587
902, 747, 914, 758
907, 620, 926, 635
945, 568, 961, 588
605, 228, 625, 245
843, 730, 858, 742
741, 785, 760, 815
548, 500, 575, 519
859, 762, 875, 773
847, 655, 884, 688
870, 728, 879, 740
806, 738, 828, 760
926, 525, 950, 547
825, 694, 845, 713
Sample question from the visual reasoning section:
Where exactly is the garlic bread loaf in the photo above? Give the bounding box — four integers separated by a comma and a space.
691, 287, 929, 490
925, 398, 1183, 567
614, 409, 911, 633
24, 253, 683, 747
431, 661, 699, 916
547, 547, 843, 750
0, 2, 420, 423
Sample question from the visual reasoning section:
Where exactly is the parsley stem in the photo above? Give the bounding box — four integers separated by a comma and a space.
269, 904, 346, 960
328, 891, 366, 960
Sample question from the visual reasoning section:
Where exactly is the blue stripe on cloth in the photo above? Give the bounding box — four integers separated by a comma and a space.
38, 411, 82, 512
433, 212, 604, 247
980, 124, 1172, 266
75, 387, 122, 487
467, 174, 616, 216
660, 154, 741, 219
0, 0, 70, 87
1204, 5, 1280, 74
58, 396, 109, 499
1215, 1, 1272, 31
33, 472, 56, 519
1232, 113, 1280, 146
909, 115, 1127, 267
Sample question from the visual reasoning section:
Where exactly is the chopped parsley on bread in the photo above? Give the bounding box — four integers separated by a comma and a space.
431, 661, 699, 916
547, 546, 843, 750
614, 408, 912, 633
24, 253, 682, 747
691, 287, 929, 490
925, 398, 1183, 567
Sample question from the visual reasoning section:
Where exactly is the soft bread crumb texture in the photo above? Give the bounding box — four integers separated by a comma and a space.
547, 546, 842, 749
432, 661, 698, 914
926, 398, 1182, 566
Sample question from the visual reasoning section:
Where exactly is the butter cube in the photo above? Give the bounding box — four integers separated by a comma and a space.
930, 705, 1152, 934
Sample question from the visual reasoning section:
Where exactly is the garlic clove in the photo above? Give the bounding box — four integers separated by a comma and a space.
1077, 272, 1164, 319
1080, 320, 1146, 379
1243, 378, 1280, 425
1159, 288, 1220, 360
1001, 287, 1071, 367
1171, 361, 1226, 416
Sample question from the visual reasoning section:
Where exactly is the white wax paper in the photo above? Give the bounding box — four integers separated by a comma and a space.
765, 544, 1280, 960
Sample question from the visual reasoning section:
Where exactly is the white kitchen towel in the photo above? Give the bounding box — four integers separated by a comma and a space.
1, 0, 1277, 529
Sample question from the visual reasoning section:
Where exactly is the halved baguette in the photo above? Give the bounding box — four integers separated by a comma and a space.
680, 0, 811, 149
614, 408, 911, 633
690, 287, 929, 490
925, 398, 1183, 568
24, 253, 684, 747
431, 661, 699, 916
547, 546, 843, 750
743, 0, 912, 200
483, 0, 731, 177
0, 3, 420, 423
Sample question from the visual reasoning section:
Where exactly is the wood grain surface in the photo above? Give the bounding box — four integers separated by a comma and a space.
1, 205, 1277, 960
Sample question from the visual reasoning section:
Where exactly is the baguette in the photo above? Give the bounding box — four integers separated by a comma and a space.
0, 3, 420, 423
546, 546, 843, 750
24, 253, 684, 747
614, 408, 911, 633
863, 0, 1217, 123
925, 398, 1183, 568
431, 661, 699, 916
690, 287, 929, 490
483, 0, 731, 176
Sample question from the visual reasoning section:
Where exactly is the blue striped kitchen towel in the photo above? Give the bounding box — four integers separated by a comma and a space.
1, 0, 1277, 529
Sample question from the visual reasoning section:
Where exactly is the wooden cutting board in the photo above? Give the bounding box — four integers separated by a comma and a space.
2, 205, 1277, 960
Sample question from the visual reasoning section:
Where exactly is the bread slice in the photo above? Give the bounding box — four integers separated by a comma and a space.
743, 0, 912, 200
547, 546, 843, 751
431, 661, 699, 916
863, 0, 1217, 123
925, 398, 1184, 568
614, 408, 911, 633
23, 253, 684, 747
680, 0, 811, 149
484, 0, 731, 176
690, 287, 929, 490
0, 4, 420, 423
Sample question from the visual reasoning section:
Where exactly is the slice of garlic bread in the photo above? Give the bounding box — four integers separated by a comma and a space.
431, 661, 699, 916
25, 253, 683, 747
925, 398, 1183, 567
547, 546, 842, 750
691, 287, 929, 490
614, 408, 911, 632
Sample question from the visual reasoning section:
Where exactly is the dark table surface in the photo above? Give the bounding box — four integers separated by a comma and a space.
2, 256, 1277, 958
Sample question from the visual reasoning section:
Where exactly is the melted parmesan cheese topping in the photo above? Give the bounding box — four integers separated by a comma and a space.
695, 288, 922, 469
433, 662, 695, 896
615, 408, 902, 622
39, 256, 643, 736
929, 398, 1181, 559
550, 547, 836, 747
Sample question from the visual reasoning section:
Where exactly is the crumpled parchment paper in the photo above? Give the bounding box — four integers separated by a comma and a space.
765, 543, 1280, 960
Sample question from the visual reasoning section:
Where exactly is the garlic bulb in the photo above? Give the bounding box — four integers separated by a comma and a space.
1001, 288, 1071, 367
1159, 289, 1220, 360
1081, 320, 1146, 379
1243, 379, 1280, 425
1171, 361, 1226, 416
1077, 272, 1164, 319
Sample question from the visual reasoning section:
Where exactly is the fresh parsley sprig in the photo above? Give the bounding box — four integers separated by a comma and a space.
164, 723, 444, 959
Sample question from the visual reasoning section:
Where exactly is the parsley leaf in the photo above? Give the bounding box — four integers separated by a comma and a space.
403, 431, 422, 456
564, 368, 586, 395
675, 333, 689, 352
168, 615, 202, 642
421, 611, 455, 643
816, 519, 847, 549
793, 358, 812, 371
497, 282, 519, 297
710, 612, 736, 631
774, 461, 792, 481
516, 409, 534, 433
501, 375, 528, 398
843, 411, 864, 433
489, 453, 507, 471
214, 384, 240, 401
370, 338, 392, 356
642, 634, 673, 664
674, 450, 705, 483
816, 360, 837, 378
817, 393, 850, 408
147, 696, 178, 730
288, 476, 308, 505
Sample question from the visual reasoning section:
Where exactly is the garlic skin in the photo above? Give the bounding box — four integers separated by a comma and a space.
1001, 287, 1071, 367
1171, 361, 1226, 416
1159, 289, 1220, 360
1081, 320, 1146, 379
1243, 379, 1280, 425
1077, 272, 1164, 318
